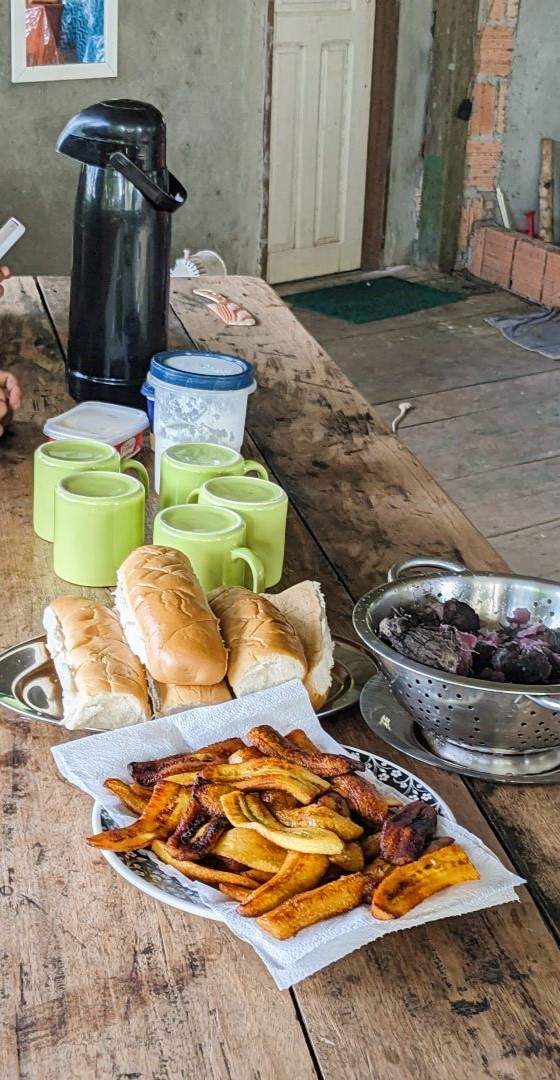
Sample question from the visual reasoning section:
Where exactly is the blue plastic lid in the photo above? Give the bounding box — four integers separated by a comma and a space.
150, 350, 254, 391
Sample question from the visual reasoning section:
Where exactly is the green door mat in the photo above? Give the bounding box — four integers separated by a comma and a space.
285, 276, 464, 324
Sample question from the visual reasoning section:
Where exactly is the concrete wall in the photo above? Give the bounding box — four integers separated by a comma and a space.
383, 0, 433, 267
0, 0, 269, 275
499, 0, 560, 237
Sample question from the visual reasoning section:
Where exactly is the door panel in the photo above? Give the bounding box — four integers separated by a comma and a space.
267, 0, 375, 284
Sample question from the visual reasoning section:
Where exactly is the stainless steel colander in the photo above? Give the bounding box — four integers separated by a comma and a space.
353, 557, 560, 755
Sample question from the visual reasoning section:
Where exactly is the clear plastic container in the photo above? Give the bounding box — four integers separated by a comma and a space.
43, 401, 149, 459
149, 351, 256, 491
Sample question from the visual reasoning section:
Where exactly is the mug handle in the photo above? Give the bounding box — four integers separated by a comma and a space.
186, 488, 201, 504
243, 460, 268, 481
121, 459, 149, 495
230, 547, 265, 593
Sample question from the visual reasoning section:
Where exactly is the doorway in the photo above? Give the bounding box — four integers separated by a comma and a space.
265, 0, 377, 285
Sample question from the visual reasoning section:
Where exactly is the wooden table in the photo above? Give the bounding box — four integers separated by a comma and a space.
1, 276, 559, 1080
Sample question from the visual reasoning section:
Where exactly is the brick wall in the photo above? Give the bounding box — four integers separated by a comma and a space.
456, 0, 521, 267
471, 225, 560, 305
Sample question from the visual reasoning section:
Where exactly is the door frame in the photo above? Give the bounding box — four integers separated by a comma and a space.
259, 0, 401, 282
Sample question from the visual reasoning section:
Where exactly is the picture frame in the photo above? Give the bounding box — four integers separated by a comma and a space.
11, 0, 118, 83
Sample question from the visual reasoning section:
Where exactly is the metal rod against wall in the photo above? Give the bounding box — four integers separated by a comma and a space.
539, 138, 554, 243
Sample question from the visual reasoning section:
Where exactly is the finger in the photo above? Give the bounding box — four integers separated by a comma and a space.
0, 372, 22, 410
0, 284, 3, 299
0, 266, 11, 280
0, 398, 8, 422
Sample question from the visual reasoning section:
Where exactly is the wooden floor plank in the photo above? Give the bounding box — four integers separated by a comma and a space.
399, 399, 560, 482
444, 457, 560, 537
323, 317, 553, 404
491, 519, 560, 581
374, 367, 560, 429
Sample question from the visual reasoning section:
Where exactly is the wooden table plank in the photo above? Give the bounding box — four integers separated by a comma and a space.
0, 278, 318, 1080
2, 277, 559, 1080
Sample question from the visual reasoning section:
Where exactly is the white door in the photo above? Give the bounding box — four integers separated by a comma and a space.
267, 0, 376, 284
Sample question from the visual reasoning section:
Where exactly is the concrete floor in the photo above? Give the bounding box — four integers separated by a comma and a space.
280, 270, 560, 581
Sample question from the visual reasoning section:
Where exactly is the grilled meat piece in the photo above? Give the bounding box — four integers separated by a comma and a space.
380, 800, 437, 865
380, 619, 464, 675
442, 599, 480, 634
492, 640, 552, 684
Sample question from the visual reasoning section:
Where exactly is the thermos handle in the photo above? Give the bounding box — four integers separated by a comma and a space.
109, 152, 187, 213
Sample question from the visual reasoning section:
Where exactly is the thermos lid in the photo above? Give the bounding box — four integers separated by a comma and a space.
150, 351, 255, 391
56, 99, 167, 169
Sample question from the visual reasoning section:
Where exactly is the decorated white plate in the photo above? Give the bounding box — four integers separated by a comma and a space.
91, 746, 456, 919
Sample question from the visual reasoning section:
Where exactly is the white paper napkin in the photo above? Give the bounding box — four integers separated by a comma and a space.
51, 680, 524, 990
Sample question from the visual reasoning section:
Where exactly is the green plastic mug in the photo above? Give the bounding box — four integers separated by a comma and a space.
153, 504, 265, 593
33, 439, 148, 542
187, 475, 288, 587
53, 471, 146, 586
158, 442, 268, 510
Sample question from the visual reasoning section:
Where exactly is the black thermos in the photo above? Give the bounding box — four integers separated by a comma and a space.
56, 99, 187, 408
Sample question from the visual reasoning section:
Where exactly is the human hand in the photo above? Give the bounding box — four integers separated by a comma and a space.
0, 266, 10, 298
0, 370, 22, 438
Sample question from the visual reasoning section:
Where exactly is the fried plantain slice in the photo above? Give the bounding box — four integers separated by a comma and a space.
87, 781, 191, 851
104, 778, 151, 815
274, 804, 363, 841
380, 800, 438, 866
152, 840, 256, 887
233, 774, 320, 803
361, 833, 382, 863
218, 883, 254, 902
362, 856, 394, 903
160, 771, 199, 786
215, 854, 248, 873
221, 792, 344, 855
247, 724, 359, 779
329, 841, 365, 873
229, 746, 264, 764
372, 843, 480, 919
286, 729, 321, 753
214, 827, 286, 873
317, 792, 352, 818
128, 739, 245, 787
261, 790, 299, 812
332, 773, 389, 831
166, 804, 228, 862
199, 757, 329, 792
192, 777, 236, 816
238, 852, 329, 917
257, 872, 365, 939
246, 869, 275, 883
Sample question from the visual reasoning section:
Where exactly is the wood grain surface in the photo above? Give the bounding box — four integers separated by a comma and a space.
1, 276, 559, 1079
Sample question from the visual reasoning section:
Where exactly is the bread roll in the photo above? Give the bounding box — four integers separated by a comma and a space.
266, 581, 334, 708
115, 545, 227, 686
155, 680, 233, 716
44, 597, 150, 731
209, 587, 307, 697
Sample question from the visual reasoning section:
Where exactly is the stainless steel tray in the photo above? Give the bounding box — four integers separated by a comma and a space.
360, 669, 560, 785
0, 634, 375, 730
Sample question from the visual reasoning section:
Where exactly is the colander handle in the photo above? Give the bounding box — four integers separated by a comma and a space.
387, 557, 467, 582
525, 694, 560, 712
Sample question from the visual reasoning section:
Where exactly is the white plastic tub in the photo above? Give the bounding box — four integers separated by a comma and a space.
149, 351, 256, 491
43, 401, 149, 458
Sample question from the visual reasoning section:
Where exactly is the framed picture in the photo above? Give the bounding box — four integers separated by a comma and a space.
11, 0, 118, 83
